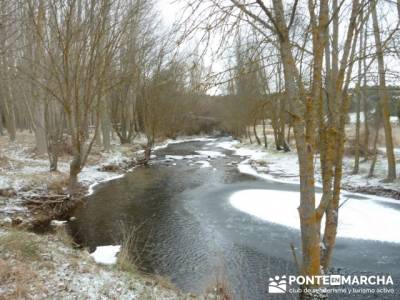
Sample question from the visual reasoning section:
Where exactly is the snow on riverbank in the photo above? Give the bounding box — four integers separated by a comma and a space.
0, 134, 217, 206
0, 134, 218, 300
213, 139, 300, 184
90, 245, 121, 265
0, 228, 192, 299
229, 189, 400, 243
213, 138, 400, 196
154, 136, 217, 151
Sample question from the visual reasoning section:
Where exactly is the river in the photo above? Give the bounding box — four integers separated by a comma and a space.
68, 137, 400, 300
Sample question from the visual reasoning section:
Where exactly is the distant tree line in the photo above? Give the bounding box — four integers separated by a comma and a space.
0, 0, 212, 191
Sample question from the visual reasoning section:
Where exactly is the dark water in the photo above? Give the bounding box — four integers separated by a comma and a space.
69, 138, 400, 300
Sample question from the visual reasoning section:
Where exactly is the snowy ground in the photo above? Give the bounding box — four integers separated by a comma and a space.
210, 137, 400, 195
0, 228, 197, 300
0, 133, 215, 214
348, 112, 398, 124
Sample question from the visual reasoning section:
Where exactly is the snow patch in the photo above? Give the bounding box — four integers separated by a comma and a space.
50, 220, 68, 227
238, 160, 302, 185
195, 150, 225, 158
153, 136, 216, 150
0, 205, 27, 214
215, 140, 240, 150
86, 173, 125, 196
90, 245, 121, 265
165, 155, 184, 160
215, 139, 266, 160
195, 160, 211, 168
0, 176, 11, 189
230, 189, 400, 243
348, 112, 366, 124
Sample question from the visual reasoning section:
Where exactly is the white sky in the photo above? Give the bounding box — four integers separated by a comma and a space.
159, 0, 182, 26
156, 0, 400, 93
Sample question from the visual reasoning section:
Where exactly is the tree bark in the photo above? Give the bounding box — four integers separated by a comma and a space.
253, 119, 261, 145
69, 154, 81, 192
271, 0, 322, 278
353, 25, 364, 174
371, 2, 396, 181
262, 117, 268, 148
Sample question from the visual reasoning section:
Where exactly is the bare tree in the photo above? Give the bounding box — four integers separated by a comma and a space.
26, 0, 133, 191
371, 0, 397, 181
182, 1, 364, 290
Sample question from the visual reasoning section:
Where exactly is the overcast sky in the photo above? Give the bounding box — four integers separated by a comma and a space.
159, 0, 181, 26
156, 0, 400, 93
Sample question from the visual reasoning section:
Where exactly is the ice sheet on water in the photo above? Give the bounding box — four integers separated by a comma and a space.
230, 189, 400, 243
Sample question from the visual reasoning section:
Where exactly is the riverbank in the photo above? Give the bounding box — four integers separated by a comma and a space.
2, 132, 399, 299
219, 138, 400, 200
0, 132, 214, 223
68, 137, 400, 299
0, 227, 197, 299
0, 132, 218, 300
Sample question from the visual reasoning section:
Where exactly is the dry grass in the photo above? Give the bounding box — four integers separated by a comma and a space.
116, 224, 139, 274
54, 226, 75, 246
0, 229, 41, 262
0, 155, 12, 169
152, 274, 180, 292
3, 168, 68, 195
46, 175, 69, 194
205, 268, 234, 300
0, 258, 43, 300
0, 259, 31, 299
345, 124, 400, 149
252, 123, 400, 151
114, 224, 186, 296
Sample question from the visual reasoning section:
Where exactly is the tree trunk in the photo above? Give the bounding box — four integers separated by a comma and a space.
0, 96, 16, 141
262, 117, 268, 148
49, 144, 59, 172
69, 154, 81, 192
363, 93, 370, 158
362, 25, 369, 160
353, 20, 365, 174
272, 0, 321, 277
34, 104, 47, 155
253, 119, 261, 145
0, 117, 4, 135
248, 127, 253, 144
102, 115, 111, 152
371, 2, 396, 181
353, 92, 361, 174
321, 1, 360, 268
369, 124, 380, 177
272, 125, 281, 150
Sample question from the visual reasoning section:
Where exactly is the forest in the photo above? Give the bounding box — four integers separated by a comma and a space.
1, 0, 400, 299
